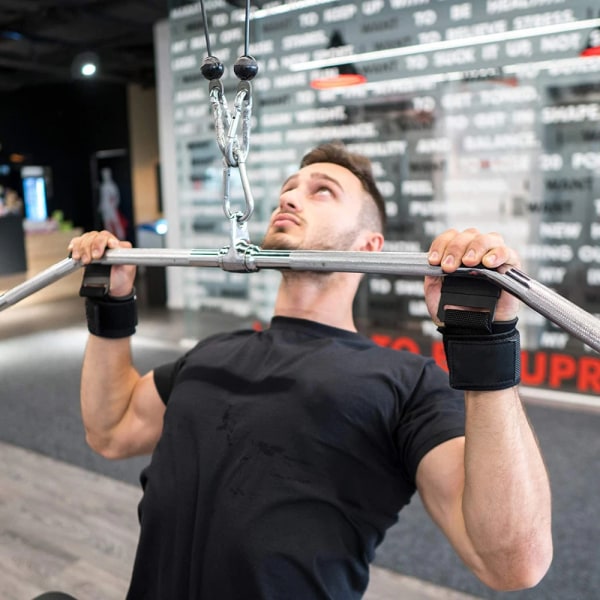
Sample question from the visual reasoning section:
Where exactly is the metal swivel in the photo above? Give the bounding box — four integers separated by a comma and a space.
201, 56, 225, 80
233, 55, 259, 81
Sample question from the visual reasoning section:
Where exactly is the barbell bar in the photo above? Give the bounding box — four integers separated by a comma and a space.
1, 246, 599, 353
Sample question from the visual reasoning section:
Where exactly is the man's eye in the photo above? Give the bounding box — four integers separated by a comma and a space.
316, 186, 333, 195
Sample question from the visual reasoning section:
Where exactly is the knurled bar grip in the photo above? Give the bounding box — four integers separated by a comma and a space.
1, 248, 599, 353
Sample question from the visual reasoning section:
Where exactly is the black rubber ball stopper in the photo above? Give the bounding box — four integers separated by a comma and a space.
201, 56, 224, 80
234, 55, 259, 81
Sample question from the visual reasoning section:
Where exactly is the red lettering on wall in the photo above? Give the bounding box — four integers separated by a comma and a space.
548, 353, 577, 388
371, 334, 392, 348
521, 352, 547, 386
391, 337, 421, 353
369, 333, 600, 397
370, 334, 420, 353
577, 357, 600, 392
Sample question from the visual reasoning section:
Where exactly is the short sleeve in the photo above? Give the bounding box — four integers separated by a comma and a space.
394, 359, 465, 487
153, 355, 186, 405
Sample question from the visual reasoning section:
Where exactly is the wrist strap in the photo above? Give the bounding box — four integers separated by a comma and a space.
79, 264, 112, 298
437, 275, 500, 332
85, 293, 138, 339
438, 276, 520, 391
440, 326, 521, 390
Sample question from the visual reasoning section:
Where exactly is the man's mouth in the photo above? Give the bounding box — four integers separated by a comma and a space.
271, 213, 300, 227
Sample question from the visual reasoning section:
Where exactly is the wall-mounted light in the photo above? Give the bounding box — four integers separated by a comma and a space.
310, 71, 367, 89
581, 26, 600, 56
310, 30, 367, 89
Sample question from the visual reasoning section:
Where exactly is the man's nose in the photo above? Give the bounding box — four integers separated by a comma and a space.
279, 188, 302, 212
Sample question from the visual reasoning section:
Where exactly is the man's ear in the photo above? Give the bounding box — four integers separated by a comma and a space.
355, 231, 384, 252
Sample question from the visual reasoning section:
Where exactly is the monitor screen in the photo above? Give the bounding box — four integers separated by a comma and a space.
23, 176, 48, 221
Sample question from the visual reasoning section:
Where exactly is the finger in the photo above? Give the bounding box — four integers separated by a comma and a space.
90, 230, 119, 260
456, 231, 507, 268
427, 229, 459, 265
481, 244, 521, 270
67, 235, 82, 259
72, 232, 99, 264
436, 228, 483, 273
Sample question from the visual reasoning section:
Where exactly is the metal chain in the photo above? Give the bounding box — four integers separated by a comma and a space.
200, 0, 258, 226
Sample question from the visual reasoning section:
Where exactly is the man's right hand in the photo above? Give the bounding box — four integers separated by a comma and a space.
68, 230, 136, 298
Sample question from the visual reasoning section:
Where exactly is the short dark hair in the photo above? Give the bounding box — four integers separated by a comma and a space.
300, 142, 387, 232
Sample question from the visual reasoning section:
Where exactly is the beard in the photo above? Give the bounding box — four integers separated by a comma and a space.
261, 225, 368, 285
261, 226, 362, 252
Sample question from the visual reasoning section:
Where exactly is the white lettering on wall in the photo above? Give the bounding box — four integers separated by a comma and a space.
402, 180, 434, 195
282, 30, 329, 50
413, 10, 437, 27
362, 0, 385, 15
486, 0, 566, 15
539, 222, 582, 239
542, 104, 600, 123
446, 20, 506, 40
513, 9, 574, 29
323, 4, 357, 22
522, 245, 573, 262
539, 33, 582, 54
537, 267, 566, 284
572, 153, 600, 170
450, 3, 472, 20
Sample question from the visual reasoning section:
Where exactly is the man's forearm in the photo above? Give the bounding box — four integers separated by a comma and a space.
462, 387, 552, 590
80, 334, 141, 454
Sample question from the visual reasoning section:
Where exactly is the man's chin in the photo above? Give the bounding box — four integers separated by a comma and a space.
260, 233, 299, 251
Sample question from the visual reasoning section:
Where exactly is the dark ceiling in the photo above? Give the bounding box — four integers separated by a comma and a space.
0, 0, 170, 92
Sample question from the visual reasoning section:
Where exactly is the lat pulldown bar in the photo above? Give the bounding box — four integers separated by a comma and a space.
1, 246, 599, 353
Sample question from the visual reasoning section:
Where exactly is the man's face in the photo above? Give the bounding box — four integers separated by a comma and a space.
262, 162, 367, 251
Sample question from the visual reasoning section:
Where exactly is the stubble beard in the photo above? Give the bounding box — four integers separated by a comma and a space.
261, 224, 362, 252
261, 226, 364, 283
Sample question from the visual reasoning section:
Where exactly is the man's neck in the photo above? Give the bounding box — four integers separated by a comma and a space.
272, 271, 360, 331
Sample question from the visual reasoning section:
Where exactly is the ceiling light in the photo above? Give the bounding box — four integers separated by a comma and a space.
72, 51, 99, 79
81, 62, 97, 77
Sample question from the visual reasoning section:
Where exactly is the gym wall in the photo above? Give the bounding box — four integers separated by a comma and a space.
158, 0, 600, 401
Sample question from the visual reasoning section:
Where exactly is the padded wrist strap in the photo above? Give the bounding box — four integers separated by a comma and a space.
85, 294, 137, 339
438, 276, 520, 391
441, 327, 521, 390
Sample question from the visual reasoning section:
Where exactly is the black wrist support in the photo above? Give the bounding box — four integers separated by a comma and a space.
438, 275, 521, 391
85, 293, 138, 339
439, 319, 521, 391
80, 263, 137, 338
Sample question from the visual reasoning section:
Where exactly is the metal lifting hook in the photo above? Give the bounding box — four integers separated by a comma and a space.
200, 0, 258, 231
208, 79, 255, 224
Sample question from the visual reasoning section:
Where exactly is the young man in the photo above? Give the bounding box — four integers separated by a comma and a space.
69, 143, 552, 599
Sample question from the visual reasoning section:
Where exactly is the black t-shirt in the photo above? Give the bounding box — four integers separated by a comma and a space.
127, 317, 464, 600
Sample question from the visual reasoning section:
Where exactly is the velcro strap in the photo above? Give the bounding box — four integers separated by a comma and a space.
442, 328, 521, 391
438, 275, 500, 332
85, 296, 137, 339
80, 264, 112, 298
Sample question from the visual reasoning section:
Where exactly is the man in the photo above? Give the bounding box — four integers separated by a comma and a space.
69, 143, 552, 599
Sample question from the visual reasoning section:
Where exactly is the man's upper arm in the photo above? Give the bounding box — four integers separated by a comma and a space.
112, 370, 167, 457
